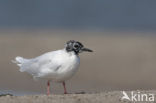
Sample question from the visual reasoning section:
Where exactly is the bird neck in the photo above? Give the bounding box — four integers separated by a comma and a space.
64, 48, 79, 55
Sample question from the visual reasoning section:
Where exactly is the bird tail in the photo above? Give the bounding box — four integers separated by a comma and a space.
12, 56, 27, 67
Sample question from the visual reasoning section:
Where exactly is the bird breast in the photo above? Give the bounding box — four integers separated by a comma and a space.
44, 51, 80, 82
55, 53, 80, 81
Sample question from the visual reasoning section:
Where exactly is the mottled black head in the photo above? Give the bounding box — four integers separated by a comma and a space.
65, 40, 93, 54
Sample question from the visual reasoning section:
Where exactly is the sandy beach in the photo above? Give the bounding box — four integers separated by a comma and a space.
0, 91, 122, 103
1, 90, 156, 103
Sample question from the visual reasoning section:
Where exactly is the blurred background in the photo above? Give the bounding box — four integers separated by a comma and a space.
1, 0, 156, 95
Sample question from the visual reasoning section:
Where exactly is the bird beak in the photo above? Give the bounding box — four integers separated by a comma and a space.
81, 47, 93, 52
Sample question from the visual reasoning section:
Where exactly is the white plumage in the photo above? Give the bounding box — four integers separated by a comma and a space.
13, 49, 80, 82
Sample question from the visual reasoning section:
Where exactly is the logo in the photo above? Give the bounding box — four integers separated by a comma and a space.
121, 91, 155, 102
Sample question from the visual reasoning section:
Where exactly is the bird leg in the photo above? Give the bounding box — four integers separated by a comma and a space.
62, 81, 67, 94
47, 80, 50, 95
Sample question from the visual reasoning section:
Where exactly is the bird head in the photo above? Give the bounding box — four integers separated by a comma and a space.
65, 40, 93, 54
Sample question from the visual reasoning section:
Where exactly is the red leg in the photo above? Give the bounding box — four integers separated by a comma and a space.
47, 80, 50, 95
62, 81, 67, 94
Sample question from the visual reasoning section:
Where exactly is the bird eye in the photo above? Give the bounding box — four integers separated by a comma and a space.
74, 44, 79, 48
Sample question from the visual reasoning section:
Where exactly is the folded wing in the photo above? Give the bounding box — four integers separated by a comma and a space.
12, 51, 61, 78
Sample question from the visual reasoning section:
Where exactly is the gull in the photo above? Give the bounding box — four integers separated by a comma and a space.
12, 40, 93, 95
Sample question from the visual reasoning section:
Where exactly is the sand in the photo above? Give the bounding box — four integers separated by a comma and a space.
0, 91, 127, 103
1, 90, 156, 103
0, 93, 111, 103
